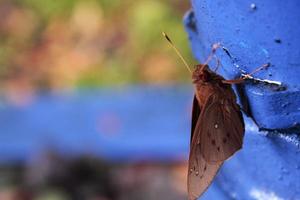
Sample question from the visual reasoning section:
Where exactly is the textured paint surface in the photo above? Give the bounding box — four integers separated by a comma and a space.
0, 88, 299, 199
183, 0, 300, 130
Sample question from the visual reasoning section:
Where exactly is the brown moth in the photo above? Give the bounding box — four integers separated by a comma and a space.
187, 63, 245, 200
188, 59, 268, 200
162, 32, 268, 200
192, 63, 245, 164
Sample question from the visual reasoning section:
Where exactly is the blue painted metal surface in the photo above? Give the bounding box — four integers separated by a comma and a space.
0, 87, 300, 199
183, 0, 300, 130
183, 0, 300, 199
204, 122, 300, 200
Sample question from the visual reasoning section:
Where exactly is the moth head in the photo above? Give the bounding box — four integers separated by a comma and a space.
193, 64, 211, 83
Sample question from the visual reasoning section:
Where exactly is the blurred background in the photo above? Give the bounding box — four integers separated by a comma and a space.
0, 0, 196, 200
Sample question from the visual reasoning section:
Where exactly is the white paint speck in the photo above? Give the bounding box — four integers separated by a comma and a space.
251, 91, 264, 96
250, 188, 284, 200
241, 74, 282, 86
260, 48, 270, 58
250, 3, 257, 10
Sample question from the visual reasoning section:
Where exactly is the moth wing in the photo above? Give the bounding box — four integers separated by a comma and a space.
200, 95, 245, 163
187, 144, 223, 200
187, 95, 223, 200
191, 95, 201, 142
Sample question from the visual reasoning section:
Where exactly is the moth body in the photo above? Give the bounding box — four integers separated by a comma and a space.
192, 64, 236, 108
188, 64, 245, 200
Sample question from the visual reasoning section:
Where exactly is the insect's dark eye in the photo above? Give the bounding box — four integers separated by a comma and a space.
200, 71, 210, 82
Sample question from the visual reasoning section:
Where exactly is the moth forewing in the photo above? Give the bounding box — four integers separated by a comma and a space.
197, 94, 245, 163
187, 144, 223, 200
188, 96, 224, 199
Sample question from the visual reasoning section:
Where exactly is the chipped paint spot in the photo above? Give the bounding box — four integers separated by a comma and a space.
260, 47, 270, 58
250, 188, 284, 200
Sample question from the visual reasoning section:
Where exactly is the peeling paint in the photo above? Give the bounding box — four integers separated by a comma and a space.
259, 47, 270, 58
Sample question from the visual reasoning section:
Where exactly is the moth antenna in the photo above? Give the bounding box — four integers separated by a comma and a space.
162, 32, 192, 73
203, 43, 221, 66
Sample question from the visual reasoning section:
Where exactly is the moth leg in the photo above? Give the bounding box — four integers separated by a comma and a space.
222, 78, 244, 84
204, 43, 221, 65
246, 63, 270, 77
213, 55, 221, 72
239, 63, 270, 80
222, 63, 270, 84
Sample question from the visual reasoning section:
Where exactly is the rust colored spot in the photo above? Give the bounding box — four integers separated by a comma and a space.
223, 138, 227, 143
211, 140, 216, 145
